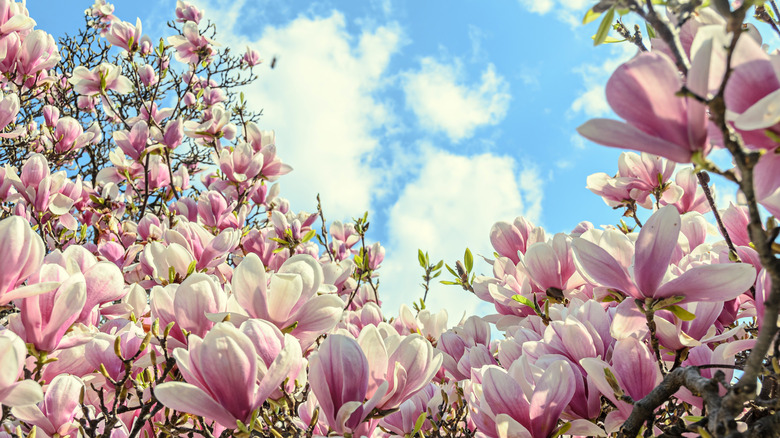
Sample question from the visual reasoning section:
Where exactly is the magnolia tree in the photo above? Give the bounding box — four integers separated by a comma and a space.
0, 0, 778, 437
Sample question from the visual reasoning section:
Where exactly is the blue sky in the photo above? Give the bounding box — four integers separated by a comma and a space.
27, 0, 743, 321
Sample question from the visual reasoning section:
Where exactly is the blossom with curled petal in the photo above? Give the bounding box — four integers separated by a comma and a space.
577, 52, 709, 163
0, 330, 43, 409
572, 205, 756, 304
69, 63, 132, 96
154, 322, 300, 429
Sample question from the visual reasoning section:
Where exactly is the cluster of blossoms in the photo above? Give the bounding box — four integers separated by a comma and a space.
0, 0, 778, 437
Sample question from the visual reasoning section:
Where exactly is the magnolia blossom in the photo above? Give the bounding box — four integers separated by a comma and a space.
69, 63, 132, 96
572, 205, 756, 304
307, 334, 388, 435
578, 52, 709, 163
230, 253, 344, 349
0, 330, 43, 409
12, 374, 83, 437
0, 216, 46, 304
155, 322, 301, 429
167, 21, 212, 64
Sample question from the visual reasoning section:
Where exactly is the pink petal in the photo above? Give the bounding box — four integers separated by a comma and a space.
655, 263, 756, 302
482, 366, 530, 427
578, 118, 693, 163
612, 337, 662, 401
0, 380, 43, 407
154, 382, 238, 429
634, 206, 680, 297
529, 360, 576, 438
572, 238, 640, 299
231, 253, 269, 319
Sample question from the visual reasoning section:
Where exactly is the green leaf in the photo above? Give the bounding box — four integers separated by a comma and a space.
653, 295, 686, 310
433, 260, 444, 271
440, 280, 460, 285
604, 367, 624, 396
431, 271, 441, 279
551, 422, 572, 438
511, 294, 535, 308
186, 260, 197, 276
668, 305, 697, 321
301, 229, 316, 243
445, 263, 458, 277
645, 22, 656, 38
593, 7, 615, 46
464, 248, 473, 273
418, 249, 426, 268
411, 411, 427, 436
582, 8, 601, 24
593, 8, 615, 46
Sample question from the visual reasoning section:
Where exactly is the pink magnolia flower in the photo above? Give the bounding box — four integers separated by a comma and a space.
15, 30, 60, 77
489, 216, 546, 264
754, 151, 780, 218
230, 253, 344, 349
357, 325, 443, 410
572, 205, 756, 304
722, 31, 780, 150
175, 0, 202, 23
85, 323, 150, 385
167, 21, 212, 64
69, 63, 132, 96
242, 48, 260, 67
184, 103, 236, 145
308, 334, 388, 435
519, 233, 585, 295
665, 167, 710, 214
0, 0, 36, 37
113, 121, 149, 160
437, 316, 495, 381
577, 52, 710, 163
720, 202, 751, 247
162, 117, 183, 149
216, 143, 264, 183
105, 18, 144, 52
46, 117, 95, 153
152, 272, 226, 341
154, 322, 300, 429
0, 330, 43, 409
480, 360, 576, 438
0, 92, 20, 135
138, 64, 157, 86
581, 337, 662, 433
140, 242, 195, 284
0, 216, 45, 305
43, 245, 126, 326
12, 374, 83, 437
8, 266, 87, 352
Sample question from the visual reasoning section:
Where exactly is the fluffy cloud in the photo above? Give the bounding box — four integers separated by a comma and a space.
193, 0, 403, 218
569, 43, 637, 118
402, 58, 510, 143
518, 0, 555, 14
380, 147, 542, 320
570, 84, 609, 117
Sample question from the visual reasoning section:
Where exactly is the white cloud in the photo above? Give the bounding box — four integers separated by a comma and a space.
518, 0, 555, 14
193, 0, 403, 219
571, 133, 585, 149
380, 148, 542, 320
570, 84, 609, 117
517, 0, 590, 26
569, 43, 637, 117
402, 58, 511, 143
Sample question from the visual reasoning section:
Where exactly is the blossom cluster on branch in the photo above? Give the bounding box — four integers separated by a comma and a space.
0, 0, 778, 437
